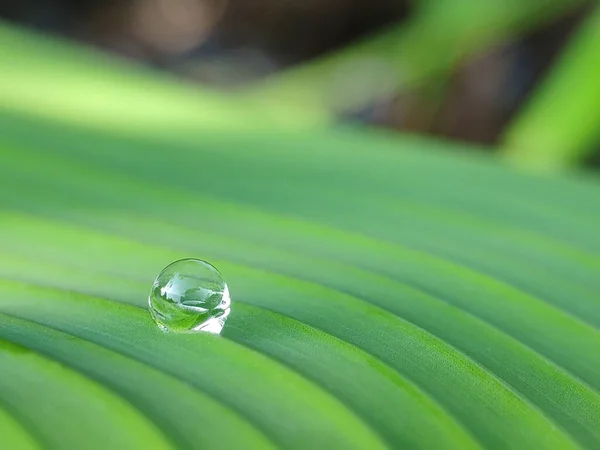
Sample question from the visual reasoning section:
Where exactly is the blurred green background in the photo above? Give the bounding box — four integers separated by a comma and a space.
2, 0, 600, 170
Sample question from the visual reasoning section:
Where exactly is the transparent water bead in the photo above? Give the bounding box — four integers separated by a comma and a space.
149, 258, 231, 334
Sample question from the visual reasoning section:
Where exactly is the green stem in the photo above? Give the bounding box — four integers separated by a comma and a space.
245, 0, 585, 126
502, 6, 600, 171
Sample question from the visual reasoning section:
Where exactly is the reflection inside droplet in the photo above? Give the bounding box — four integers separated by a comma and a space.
148, 258, 230, 334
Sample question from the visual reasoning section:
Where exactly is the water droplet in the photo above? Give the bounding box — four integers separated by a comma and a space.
149, 258, 231, 334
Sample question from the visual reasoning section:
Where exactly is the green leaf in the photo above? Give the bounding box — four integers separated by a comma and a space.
1, 22, 600, 450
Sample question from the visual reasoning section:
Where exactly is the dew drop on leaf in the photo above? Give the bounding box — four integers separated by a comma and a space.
148, 258, 231, 334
